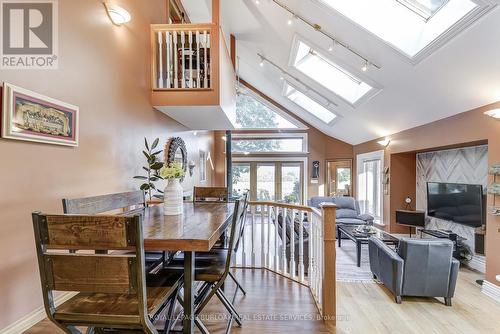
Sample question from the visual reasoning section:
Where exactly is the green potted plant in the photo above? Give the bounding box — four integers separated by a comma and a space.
133, 138, 164, 201
160, 162, 186, 215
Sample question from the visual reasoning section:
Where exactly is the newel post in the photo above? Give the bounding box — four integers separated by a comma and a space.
320, 202, 337, 330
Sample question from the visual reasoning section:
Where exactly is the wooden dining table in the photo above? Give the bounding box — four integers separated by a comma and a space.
140, 202, 235, 334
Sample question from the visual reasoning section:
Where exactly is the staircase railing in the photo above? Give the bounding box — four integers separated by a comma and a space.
235, 201, 337, 330
151, 23, 215, 90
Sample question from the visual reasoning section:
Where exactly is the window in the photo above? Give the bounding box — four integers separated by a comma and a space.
234, 86, 303, 129
290, 37, 376, 105
316, 0, 494, 60
357, 151, 384, 223
396, 0, 449, 20
231, 134, 307, 154
283, 82, 338, 124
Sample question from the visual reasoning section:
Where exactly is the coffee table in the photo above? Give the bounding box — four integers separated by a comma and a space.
337, 224, 399, 267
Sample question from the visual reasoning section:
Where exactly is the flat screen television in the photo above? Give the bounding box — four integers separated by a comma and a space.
426, 182, 484, 228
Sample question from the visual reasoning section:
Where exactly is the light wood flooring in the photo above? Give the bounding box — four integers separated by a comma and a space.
25, 267, 500, 334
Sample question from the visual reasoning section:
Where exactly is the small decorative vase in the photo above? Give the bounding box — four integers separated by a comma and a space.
164, 178, 183, 215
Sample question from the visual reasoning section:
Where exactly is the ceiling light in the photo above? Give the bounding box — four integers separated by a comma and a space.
361, 61, 369, 72
328, 44, 334, 52
484, 109, 500, 119
255, 0, 260, 4
104, 2, 131, 26
259, 56, 265, 67
377, 138, 391, 147
287, 17, 293, 25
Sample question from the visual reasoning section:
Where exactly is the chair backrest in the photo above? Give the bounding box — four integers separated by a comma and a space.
32, 213, 147, 299
62, 190, 145, 214
193, 187, 228, 202
234, 192, 249, 253
224, 197, 246, 273
397, 238, 454, 296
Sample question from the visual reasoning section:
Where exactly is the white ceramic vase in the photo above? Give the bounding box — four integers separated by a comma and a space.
164, 178, 183, 215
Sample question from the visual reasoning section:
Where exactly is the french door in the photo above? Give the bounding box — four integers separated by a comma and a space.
231, 161, 304, 205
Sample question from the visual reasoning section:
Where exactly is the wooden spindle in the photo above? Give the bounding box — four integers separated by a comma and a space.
196, 31, 200, 88
166, 31, 171, 88
251, 206, 256, 267
203, 31, 208, 88
274, 206, 279, 272
267, 204, 272, 269
261, 205, 266, 267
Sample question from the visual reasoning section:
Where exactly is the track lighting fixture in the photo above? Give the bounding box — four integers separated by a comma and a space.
362, 61, 369, 72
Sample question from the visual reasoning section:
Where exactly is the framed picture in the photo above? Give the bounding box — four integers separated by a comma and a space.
199, 150, 207, 182
1, 83, 79, 146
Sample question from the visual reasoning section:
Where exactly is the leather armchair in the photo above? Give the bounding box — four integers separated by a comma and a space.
369, 238, 459, 306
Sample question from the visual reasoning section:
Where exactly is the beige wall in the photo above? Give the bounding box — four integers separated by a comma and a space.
353, 102, 500, 287
0, 0, 215, 329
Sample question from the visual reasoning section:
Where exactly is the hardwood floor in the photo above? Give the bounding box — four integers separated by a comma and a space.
25, 268, 500, 334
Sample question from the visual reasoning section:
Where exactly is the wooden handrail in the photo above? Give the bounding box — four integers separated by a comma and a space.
247, 200, 314, 212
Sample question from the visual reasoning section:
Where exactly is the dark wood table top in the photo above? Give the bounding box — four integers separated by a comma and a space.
140, 202, 235, 252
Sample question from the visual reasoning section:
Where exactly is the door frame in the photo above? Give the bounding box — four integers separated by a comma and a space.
233, 156, 308, 204
325, 159, 353, 197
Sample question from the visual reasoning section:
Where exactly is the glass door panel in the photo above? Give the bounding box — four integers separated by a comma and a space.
326, 160, 352, 196
231, 163, 250, 198
256, 164, 276, 201
281, 164, 302, 204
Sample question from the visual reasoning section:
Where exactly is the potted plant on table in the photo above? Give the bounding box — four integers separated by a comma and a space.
160, 162, 186, 215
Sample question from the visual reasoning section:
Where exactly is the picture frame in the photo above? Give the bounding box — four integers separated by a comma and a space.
1, 83, 79, 146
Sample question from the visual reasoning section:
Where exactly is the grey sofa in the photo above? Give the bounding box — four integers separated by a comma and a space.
368, 238, 460, 305
308, 196, 374, 226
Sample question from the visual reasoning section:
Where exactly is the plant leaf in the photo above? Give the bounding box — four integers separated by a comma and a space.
152, 138, 159, 149
143, 151, 151, 160
143, 167, 149, 172
151, 162, 164, 170
140, 183, 150, 190
157, 189, 164, 194
144, 138, 149, 151
150, 176, 159, 181
149, 183, 156, 190
152, 150, 163, 156
153, 194, 164, 199
133, 176, 147, 180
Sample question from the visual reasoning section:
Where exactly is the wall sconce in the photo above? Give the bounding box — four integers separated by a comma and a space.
103, 2, 131, 26
377, 138, 391, 148
188, 160, 196, 177
484, 109, 500, 119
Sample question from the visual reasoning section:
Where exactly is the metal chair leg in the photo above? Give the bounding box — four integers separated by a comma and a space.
164, 288, 180, 334
215, 289, 242, 326
228, 271, 246, 295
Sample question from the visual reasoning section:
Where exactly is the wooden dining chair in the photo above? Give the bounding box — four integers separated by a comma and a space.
32, 213, 182, 334
62, 191, 166, 271
157, 196, 247, 334
193, 187, 229, 202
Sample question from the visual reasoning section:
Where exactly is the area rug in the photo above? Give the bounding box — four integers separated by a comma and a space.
336, 242, 376, 283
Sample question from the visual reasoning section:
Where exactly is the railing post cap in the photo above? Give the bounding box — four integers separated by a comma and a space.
319, 203, 337, 209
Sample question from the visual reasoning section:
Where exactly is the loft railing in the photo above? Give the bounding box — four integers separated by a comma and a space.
235, 201, 337, 330
151, 23, 214, 90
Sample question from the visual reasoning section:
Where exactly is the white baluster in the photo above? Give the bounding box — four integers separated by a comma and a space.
281, 208, 287, 275
298, 210, 305, 282
196, 31, 200, 88
289, 209, 296, 279
242, 205, 248, 267
274, 206, 279, 272
180, 31, 185, 88
166, 31, 171, 88
267, 204, 271, 269
251, 206, 256, 267
157, 31, 163, 88
206, 32, 210, 88
188, 31, 193, 88
261, 205, 266, 268
173, 32, 178, 88
203, 31, 208, 88
310, 214, 315, 293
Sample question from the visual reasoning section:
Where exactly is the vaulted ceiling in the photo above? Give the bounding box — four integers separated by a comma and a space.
182, 0, 500, 145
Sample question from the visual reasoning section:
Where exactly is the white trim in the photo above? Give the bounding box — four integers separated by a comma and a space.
233, 156, 308, 202
467, 255, 486, 273
356, 150, 385, 223
0, 292, 77, 334
312, 0, 497, 65
482, 280, 500, 303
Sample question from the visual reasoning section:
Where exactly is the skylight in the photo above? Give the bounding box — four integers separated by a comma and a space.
283, 82, 337, 124
291, 38, 374, 105
235, 87, 300, 129
316, 0, 492, 60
